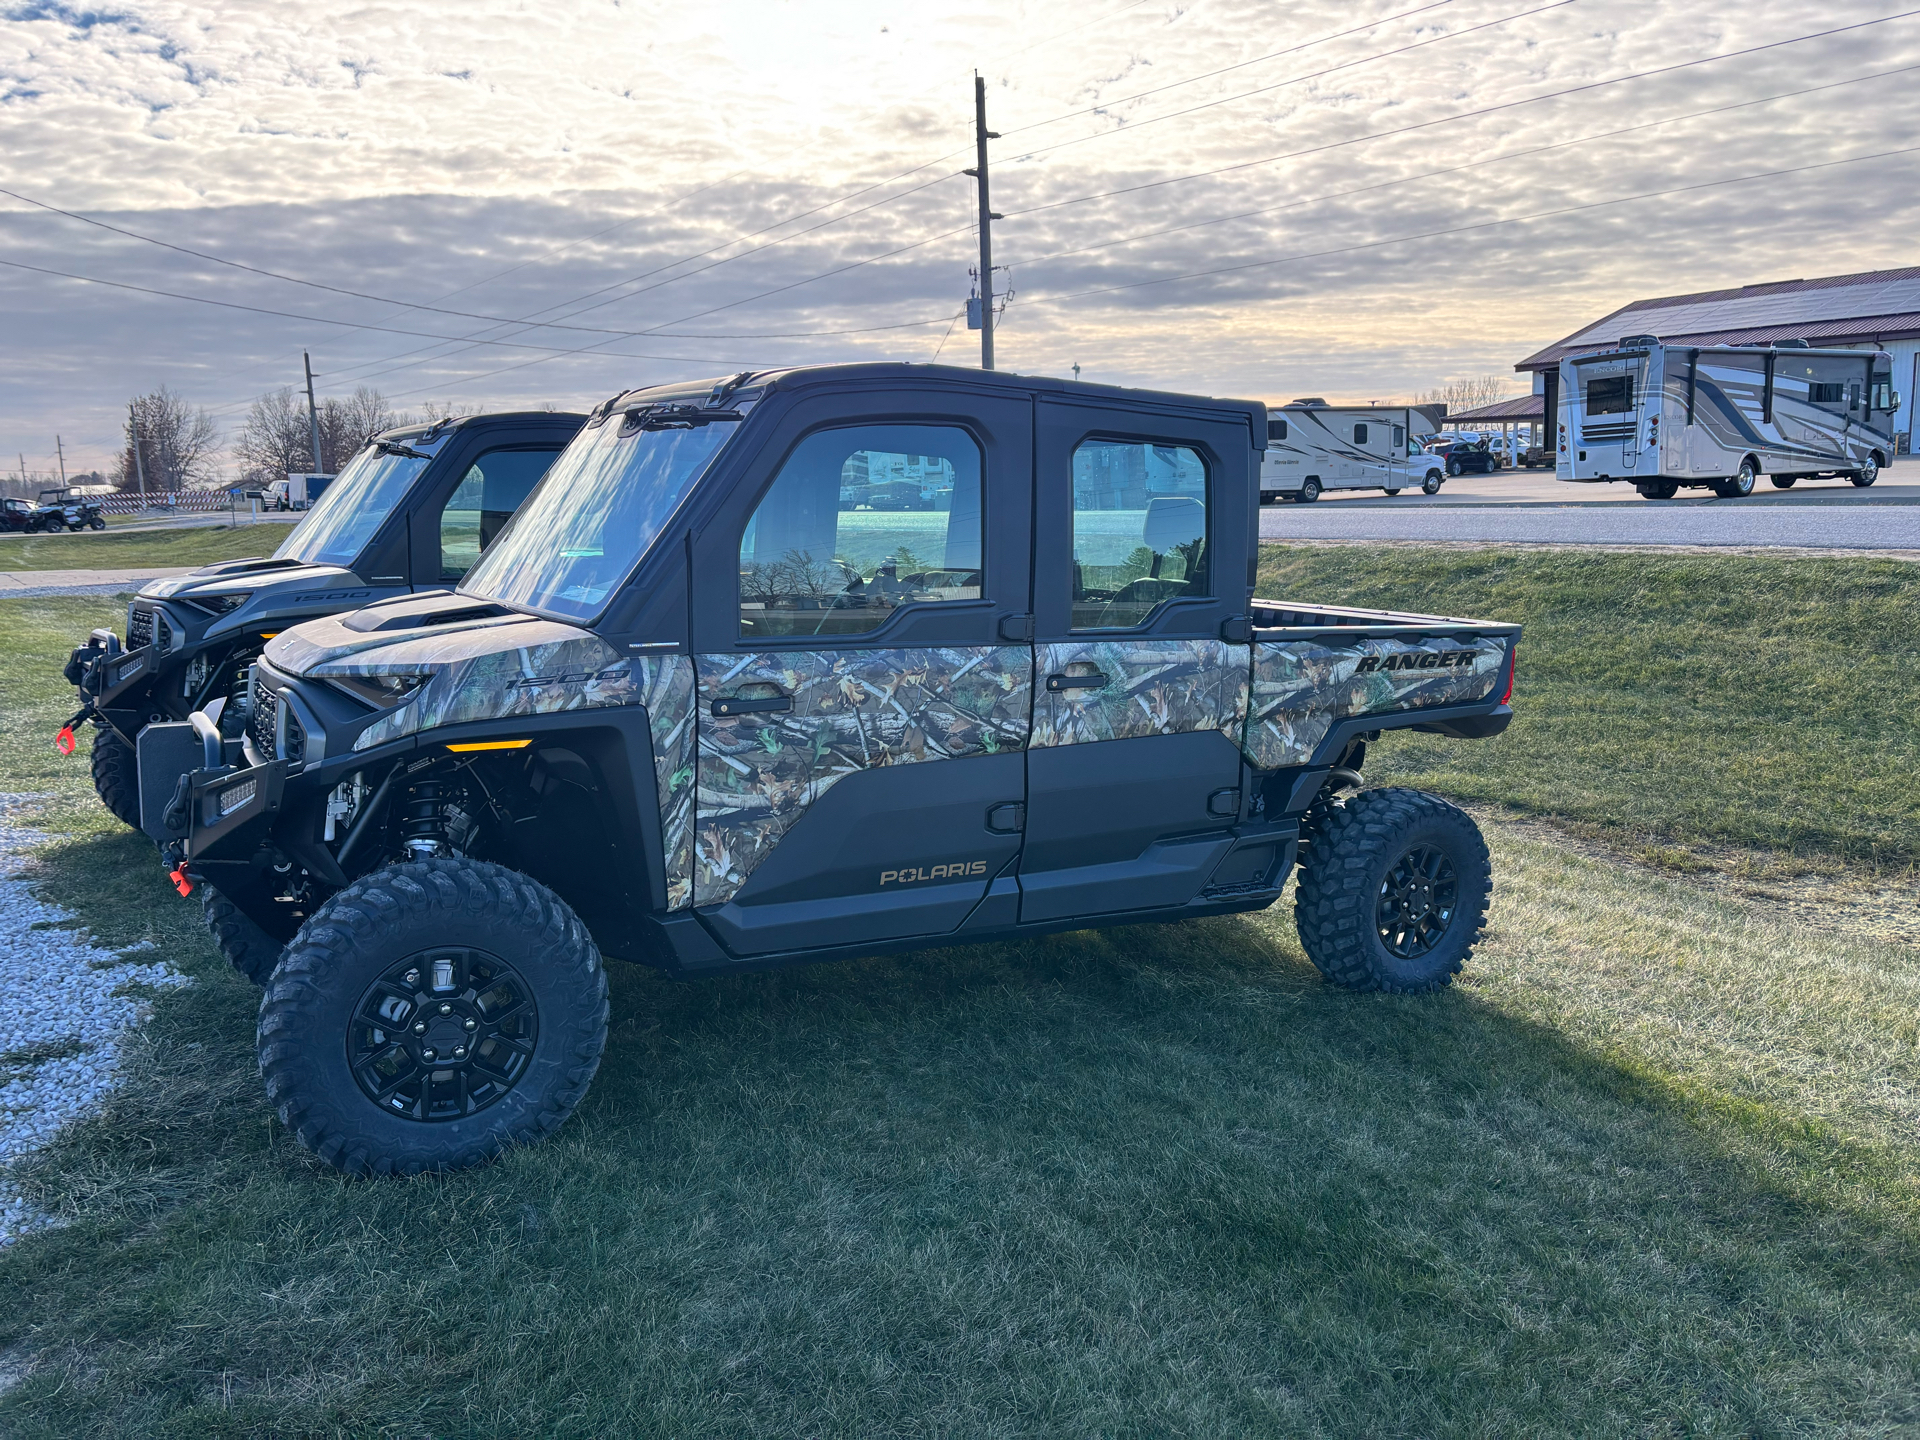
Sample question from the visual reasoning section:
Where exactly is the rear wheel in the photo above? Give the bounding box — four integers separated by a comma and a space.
203, 885, 284, 985
1294, 788, 1491, 993
1714, 460, 1756, 498
1383, 488, 1402, 496
1637, 481, 1679, 500
1852, 455, 1880, 487
1298, 477, 1321, 503
89, 727, 141, 829
259, 857, 609, 1176
1771, 475, 1797, 489
1446, 458, 1463, 477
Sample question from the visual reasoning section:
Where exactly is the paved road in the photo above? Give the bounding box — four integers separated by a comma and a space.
1262, 457, 1918, 550
0, 567, 188, 599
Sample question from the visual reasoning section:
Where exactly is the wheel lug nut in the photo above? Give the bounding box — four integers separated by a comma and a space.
438, 1003, 453, 1015
422, 1047, 436, 1060
453, 1047, 466, 1059
403, 968, 420, 986
413, 1021, 428, 1034
464, 1018, 477, 1031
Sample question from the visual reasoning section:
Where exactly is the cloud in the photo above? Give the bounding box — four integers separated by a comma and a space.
0, 0, 1913, 473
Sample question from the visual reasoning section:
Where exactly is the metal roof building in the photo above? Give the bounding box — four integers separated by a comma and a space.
1516, 267, 1920, 449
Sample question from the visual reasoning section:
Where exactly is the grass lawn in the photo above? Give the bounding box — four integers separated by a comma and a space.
1259, 546, 1919, 874
0, 523, 294, 572
0, 564, 1914, 1436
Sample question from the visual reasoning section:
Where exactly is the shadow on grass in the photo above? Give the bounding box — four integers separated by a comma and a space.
2, 827, 1914, 1438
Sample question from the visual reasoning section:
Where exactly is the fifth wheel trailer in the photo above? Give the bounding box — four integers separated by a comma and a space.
1557, 338, 1899, 499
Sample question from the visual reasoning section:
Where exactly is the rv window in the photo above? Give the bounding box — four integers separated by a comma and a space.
1392, 425, 1405, 448
1586, 376, 1633, 415
1069, 440, 1208, 631
1267, 419, 1288, 441
1807, 382, 1844, 406
1353, 424, 1368, 443
1872, 380, 1895, 411
1849, 382, 1861, 412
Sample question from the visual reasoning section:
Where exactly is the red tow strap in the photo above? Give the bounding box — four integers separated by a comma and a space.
54, 726, 76, 756
169, 864, 194, 898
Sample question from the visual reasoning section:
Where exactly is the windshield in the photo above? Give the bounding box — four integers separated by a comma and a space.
274, 446, 429, 567
461, 413, 740, 622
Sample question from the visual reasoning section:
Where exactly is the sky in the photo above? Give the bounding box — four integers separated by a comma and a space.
1, 0, 1916, 478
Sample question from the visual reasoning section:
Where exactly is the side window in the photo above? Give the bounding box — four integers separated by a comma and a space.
1267, 418, 1288, 441
1392, 424, 1405, 447
1070, 439, 1207, 631
1353, 423, 1368, 443
439, 448, 561, 583
738, 423, 982, 639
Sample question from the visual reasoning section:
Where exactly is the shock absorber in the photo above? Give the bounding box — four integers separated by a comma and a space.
401, 781, 446, 858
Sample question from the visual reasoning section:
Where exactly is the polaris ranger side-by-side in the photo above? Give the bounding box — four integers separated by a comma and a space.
160, 365, 1518, 1176
63, 412, 583, 841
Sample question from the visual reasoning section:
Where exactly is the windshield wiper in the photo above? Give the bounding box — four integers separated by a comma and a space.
619, 402, 743, 433
376, 440, 433, 460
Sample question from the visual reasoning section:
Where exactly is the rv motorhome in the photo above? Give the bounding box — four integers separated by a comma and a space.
1558, 338, 1899, 499
1260, 401, 1451, 503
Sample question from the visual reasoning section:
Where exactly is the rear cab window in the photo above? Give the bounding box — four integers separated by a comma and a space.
1068, 439, 1208, 631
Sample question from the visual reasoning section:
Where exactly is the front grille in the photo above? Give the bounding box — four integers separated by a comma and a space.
127, 606, 153, 650
249, 676, 278, 759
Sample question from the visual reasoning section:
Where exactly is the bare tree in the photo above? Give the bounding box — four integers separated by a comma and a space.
320, 386, 402, 470
232, 387, 314, 484
119, 386, 221, 491
1416, 375, 1520, 419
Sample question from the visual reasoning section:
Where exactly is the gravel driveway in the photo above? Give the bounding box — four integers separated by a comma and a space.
0, 796, 188, 1244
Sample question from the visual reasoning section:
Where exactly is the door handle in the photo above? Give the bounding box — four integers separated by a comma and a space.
711, 690, 792, 717
1046, 671, 1107, 692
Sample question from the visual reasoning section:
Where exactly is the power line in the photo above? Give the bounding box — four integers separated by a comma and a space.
1005, 67, 1918, 272
1005, 0, 1577, 165
1021, 147, 1918, 308
997, 10, 1918, 223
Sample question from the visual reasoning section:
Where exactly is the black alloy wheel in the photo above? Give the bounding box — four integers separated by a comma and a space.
1375, 843, 1458, 960
348, 946, 539, 1122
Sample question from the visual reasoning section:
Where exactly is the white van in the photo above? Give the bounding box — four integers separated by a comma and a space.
1558, 337, 1899, 498
1260, 401, 1451, 503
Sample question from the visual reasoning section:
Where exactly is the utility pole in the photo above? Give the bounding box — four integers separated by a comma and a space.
55, 436, 67, 486
129, 401, 148, 508
303, 351, 325, 474
965, 74, 1002, 371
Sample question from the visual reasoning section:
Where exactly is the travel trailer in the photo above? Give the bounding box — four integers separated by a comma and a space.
1259, 402, 1450, 502
1557, 338, 1899, 498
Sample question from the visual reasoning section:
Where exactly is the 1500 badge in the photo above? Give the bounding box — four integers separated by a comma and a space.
880, 860, 990, 887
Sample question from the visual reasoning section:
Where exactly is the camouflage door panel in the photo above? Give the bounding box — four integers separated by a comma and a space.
693, 647, 1033, 908
635, 657, 697, 911
1243, 636, 1508, 769
1031, 638, 1250, 748
340, 622, 639, 752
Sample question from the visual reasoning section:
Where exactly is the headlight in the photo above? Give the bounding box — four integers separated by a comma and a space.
184, 591, 252, 617
324, 672, 431, 710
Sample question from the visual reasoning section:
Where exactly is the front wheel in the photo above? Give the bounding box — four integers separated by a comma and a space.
203, 885, 285, 985
1852, 456, 1880, 487
1422, 472, 1443, 495
259, 857, 609, 1176
1294, 788, 1491, 993
1298, 477, 1321, 503
88, 516, 107, 530
90, 727, 141, 829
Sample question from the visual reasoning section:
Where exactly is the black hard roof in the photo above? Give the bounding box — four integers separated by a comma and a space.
377, 409, 585, 443
605, 362, 1267, 430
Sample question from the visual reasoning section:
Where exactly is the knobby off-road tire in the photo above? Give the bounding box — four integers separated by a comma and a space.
259, 856, 609, 1176
203, 885, 284, 985
90, 727, 141, 829
1294, 787, 1491, 994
